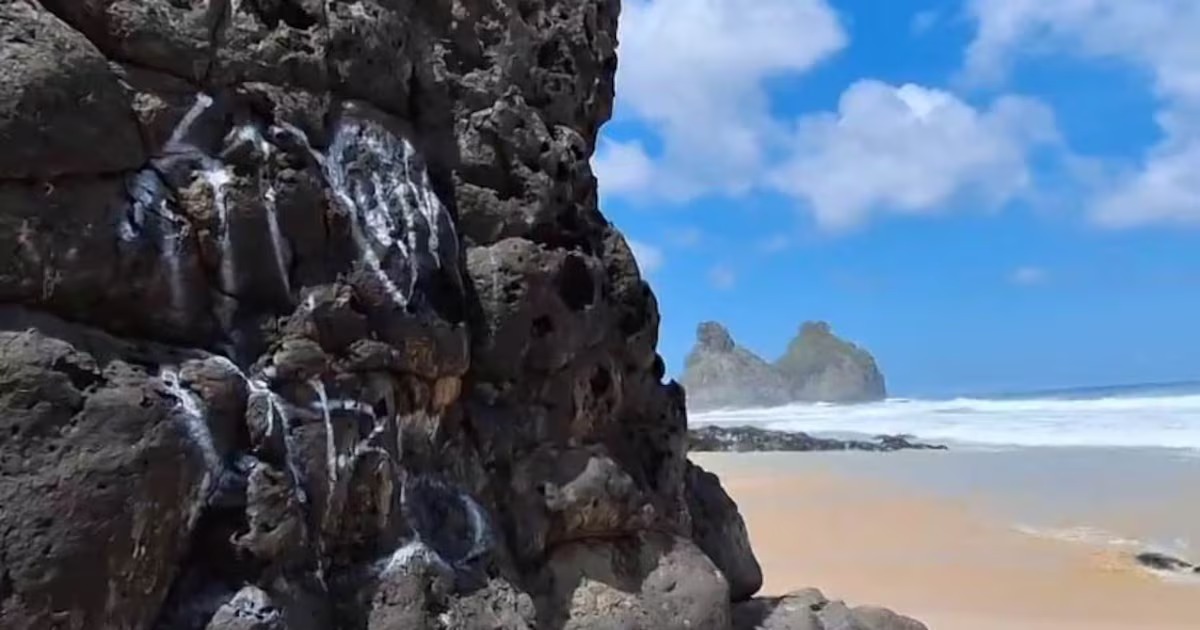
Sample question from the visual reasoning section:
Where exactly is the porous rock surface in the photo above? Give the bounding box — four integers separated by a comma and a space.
0, 1, 923, 629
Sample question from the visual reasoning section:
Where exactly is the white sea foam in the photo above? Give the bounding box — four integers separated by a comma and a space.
691, 392, 1200, 450
1012, 524, 1144, 548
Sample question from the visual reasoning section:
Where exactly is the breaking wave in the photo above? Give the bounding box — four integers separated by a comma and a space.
690, 386, 1200, 450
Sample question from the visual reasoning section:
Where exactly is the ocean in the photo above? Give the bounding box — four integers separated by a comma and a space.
689, 381, 1200, 450
689, 382, 1200, 585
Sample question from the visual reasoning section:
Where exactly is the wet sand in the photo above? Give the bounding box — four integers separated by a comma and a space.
694, 452, 1200, 630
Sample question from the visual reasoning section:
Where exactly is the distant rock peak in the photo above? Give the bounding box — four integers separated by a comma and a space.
697, 321, 736, 352
682, 321, 887, 409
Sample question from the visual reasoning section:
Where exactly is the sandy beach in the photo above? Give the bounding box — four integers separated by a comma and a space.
695, 451, 1200, 630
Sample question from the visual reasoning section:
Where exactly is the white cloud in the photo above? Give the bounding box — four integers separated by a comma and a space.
966, 0, 1200, 102
598, 0, 847, 201
1010, 266, 1049, 286
1093, 134, 1200, 227
965, 0, 1200, 228
709, 264, 737, 291
592, 139, 655, 199
628, 239, 665, 274
768, 80, 1058, 231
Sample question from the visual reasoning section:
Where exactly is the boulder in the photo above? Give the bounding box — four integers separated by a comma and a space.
734, 589, 927, 630
536, 533, 732, 630
686, 462, 764, 601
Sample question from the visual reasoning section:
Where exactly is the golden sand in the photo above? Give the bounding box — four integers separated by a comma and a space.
694, 453, 1200, 630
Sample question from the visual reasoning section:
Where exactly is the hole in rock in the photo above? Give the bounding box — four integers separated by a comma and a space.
372, 397, 390, 419
556, 256, 594, 312
532, 315, 554, 338
589, 368, 611, 396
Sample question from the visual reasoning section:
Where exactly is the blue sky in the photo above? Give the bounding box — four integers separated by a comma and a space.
592, 0, 1200, 396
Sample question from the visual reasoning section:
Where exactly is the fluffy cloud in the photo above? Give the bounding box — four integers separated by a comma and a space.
598, 0, 847, 200
966, 0, 1200, 228
1093, 133, 1200, 227
628, 239, 665, 275
592, 139, 655, 198
709, 264, 737, 291
769, 81, 1058, 231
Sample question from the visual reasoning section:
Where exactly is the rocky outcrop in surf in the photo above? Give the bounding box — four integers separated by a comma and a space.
1135, 552, 1199, 574
682, 321, 887, 409
776, 321, 887, 404
689, 426, 947, 453
0, 1, 923, 629
681, 322, 794, 410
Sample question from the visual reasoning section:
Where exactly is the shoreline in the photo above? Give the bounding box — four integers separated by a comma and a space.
695, 451, 1200, 630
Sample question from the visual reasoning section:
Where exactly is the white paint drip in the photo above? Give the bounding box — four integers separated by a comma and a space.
378, 539, 453, 578
227, 122, 292, 298
459, 492, 492, 562
329, 184, 409, 307
309, 378, 338, 492
200, 163, 238, 295
223, 585, 281, 624
272, 399, 309, 506
160, 368, 220, 523
209, 356, 307, 504
158, 204, 189, 317
310, 397, 376, 416
320, 116, 457, 309
165, 93, 215, 150
262, 181, 292, 297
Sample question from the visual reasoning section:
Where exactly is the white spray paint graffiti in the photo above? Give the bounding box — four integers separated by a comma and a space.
160, 368, 220, 526
319, 115, 457, 309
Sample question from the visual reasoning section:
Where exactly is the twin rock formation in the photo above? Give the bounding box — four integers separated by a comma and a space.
0, 1, 921, 629
682, 322, 887, 410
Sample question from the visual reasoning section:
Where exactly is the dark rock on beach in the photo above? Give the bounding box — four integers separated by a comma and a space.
682, 321, 887, 410
0, 0, 924, 628
689, 425, 948, 453
1135, 552, 1196, 574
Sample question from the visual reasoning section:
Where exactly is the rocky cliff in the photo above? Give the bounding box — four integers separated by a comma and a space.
682, 321, 886, 409
0, 2, 920, 629
681, 323, 793, 410
776, 322, 887, 403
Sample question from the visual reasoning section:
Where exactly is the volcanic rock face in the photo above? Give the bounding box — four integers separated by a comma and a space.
0, 1, 922, 629
682, 322, 886, 410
